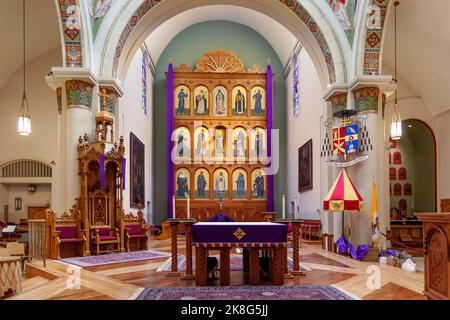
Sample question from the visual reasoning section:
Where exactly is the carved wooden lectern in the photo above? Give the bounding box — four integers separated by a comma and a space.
415, 213, 450, 300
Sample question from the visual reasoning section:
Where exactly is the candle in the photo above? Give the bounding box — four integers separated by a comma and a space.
187, 193, 190, 219
282, 194, 286, 219
172, 195, 176, 219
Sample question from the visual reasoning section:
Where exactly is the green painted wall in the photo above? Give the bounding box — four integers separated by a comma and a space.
152, 21, 287, 225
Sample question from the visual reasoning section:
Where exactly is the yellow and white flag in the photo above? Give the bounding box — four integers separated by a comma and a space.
370, 182, 380, 246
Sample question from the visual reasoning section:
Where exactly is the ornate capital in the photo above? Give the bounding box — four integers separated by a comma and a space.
98, 87, 118, 114
56, 87, 63, 114
328, 93, 348, 116
65, 79, 94, 109
352, 87, 380, 113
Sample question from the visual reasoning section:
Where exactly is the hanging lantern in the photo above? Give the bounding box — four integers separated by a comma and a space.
18, 0, 31, 136
390, 103, 402, 140
18, 93, 31, 136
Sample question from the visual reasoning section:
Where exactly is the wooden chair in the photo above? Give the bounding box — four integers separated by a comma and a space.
91, 226, 120, 255
47, 210, 86, 259
124, 210, 150, 252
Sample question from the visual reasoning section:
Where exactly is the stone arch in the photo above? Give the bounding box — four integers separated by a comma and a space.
95, 0, 351, 86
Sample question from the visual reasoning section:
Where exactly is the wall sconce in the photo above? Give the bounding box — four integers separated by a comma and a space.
15, 198, 22, 211
27, 184, 36, 193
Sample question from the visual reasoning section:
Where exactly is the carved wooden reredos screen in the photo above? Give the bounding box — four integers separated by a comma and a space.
167, 49, 274, 221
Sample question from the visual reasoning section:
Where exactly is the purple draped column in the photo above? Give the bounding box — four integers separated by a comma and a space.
100, 154, 105, 190
167, 63, 175, 219
266, 63, 274, 212
122, 158, 126, 190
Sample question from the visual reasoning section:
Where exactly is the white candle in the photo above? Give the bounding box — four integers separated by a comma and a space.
187, 194, 190, 219
282, 194, 286, 219
172, 195, 176, 219
294, 197, 298, 219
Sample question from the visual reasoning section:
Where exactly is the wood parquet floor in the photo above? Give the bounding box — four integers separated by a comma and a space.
8, 237, 426, 300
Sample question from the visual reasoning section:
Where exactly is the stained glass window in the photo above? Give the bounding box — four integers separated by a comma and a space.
293, 53, 300, 117
141, 51, 147, 115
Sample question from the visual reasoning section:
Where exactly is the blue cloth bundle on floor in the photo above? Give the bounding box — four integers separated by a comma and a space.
207, 212, 235, 222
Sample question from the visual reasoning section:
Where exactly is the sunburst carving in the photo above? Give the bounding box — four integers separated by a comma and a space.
195, 49, 246, 73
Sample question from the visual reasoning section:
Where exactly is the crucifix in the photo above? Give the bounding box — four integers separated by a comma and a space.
218, 194, 224, 212
98, 88, 110, 111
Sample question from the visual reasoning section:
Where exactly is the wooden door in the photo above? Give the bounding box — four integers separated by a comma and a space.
28, 206, 47, 220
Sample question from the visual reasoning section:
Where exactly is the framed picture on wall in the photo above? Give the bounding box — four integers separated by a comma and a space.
298, 139, 313, 192
130, 132, 145, 209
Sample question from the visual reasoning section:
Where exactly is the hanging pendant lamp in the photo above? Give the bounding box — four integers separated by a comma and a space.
18, 0, 31, 136
390, 1, 402, 141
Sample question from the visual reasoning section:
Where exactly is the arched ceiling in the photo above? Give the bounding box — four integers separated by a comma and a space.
144, 5, 298, 67
0, 0, 60, 89
383, 0, 450, 116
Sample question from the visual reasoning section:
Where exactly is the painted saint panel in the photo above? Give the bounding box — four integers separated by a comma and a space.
250, 127, 266, 159
251, 169, 266, 199
130, 132, 145, 208
194, 127, 210, 158
232, 169, 247, 199
233, 127, 247, 159
214, 169, 228, 199
232, 86, 247, 116
326, 0, 357, 45
175, 168, 190, 199
213, 127, 227, 159
174, 126, 191, 160
213, 86, 228, 117
174, 85, 190, 116
194, 86, 209, 116
194, 168, 209, 199
250, 86, 265, 116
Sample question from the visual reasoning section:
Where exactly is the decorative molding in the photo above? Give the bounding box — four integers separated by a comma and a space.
352, 87, 380, 113
195, 49, 246, 73
65, 79, 94, 108
363, 0, 391, 76
57, 0, 83, 67
247, 64, 265, 74
174, 63, 193, 73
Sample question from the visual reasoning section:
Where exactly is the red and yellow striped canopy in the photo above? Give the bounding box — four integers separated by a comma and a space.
323, 169, 364, 212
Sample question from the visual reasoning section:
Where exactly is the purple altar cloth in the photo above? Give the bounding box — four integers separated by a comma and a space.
192, 222, 287, 244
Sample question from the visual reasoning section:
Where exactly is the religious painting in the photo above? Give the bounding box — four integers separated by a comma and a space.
389, 167, 397, 180
249, 127, 266, 159
212, 86, 228, 117
213, 169, 228, 199
175, 168, 190, 199
393, 183, 402, 196
130, 132, 145, 208
250, 86, 266, 116
298, 139, 313, 192
194, 168, 209, 199
404, 183, 412, 196
194, 126, 210, 158
174, 85, 190, 116
194, 86, 209, 116
326, 0, 357, 45
213, 127, 227, 159
251, 169, 266, 199
232, 169, 247, 199
233, 127, 247, 159
173, 126, 191, 161
393, 151, 402, 165
232, 86, 247, 116
398, 167, 407, 180
90, 0, 113, 39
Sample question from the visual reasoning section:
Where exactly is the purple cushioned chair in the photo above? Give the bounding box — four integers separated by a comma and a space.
54, 225, 86, 259
91, 226, 120, 255
124, 223, 149, 252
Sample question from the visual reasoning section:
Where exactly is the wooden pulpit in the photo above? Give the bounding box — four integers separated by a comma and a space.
415, 213, 450, 300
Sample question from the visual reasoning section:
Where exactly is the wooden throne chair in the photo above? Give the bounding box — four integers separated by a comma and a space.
124, 210, 150, 251
46, 209, 86, 259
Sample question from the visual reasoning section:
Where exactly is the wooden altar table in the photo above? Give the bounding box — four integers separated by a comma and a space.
192, 222, 287, 286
